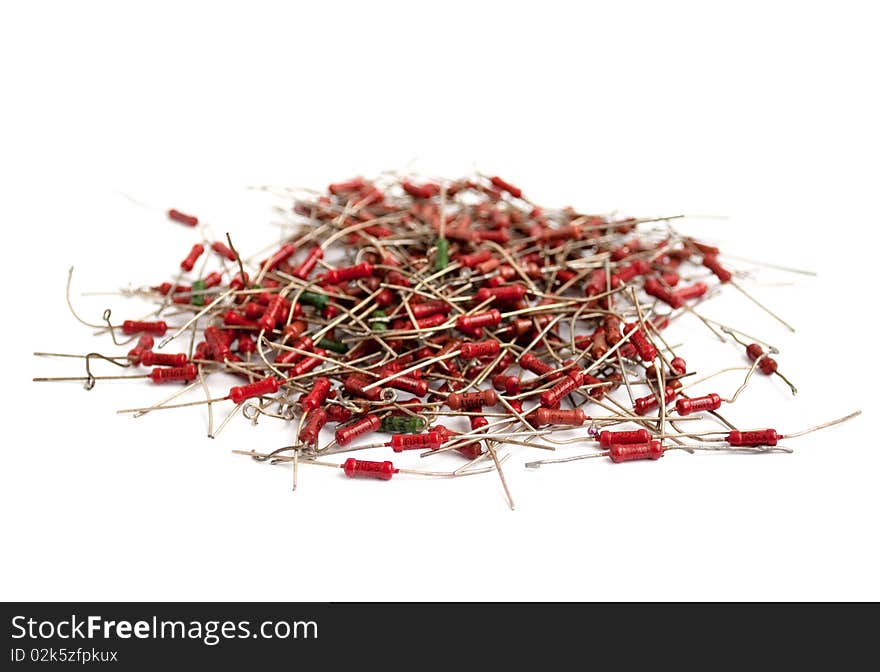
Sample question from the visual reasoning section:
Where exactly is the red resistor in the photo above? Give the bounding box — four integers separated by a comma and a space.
402, 181, 439, 199
283, 321, 308, 339
527, 407, 587, 427
688, 239, 720, 256
288, 348, 326, 378
458, 250, 493, 268
230, 272, 250, 290
608, 440, 665, 463
475, 257, 501, 275
203, 271, 223, 288
582, 373, 607, 400
407, 313, 446, 330
506, 399, 524, 415
590, 328, 609, 359
624, 323, 658, 361
168, 209, 198, 227
321, 262, 374, 285
374, 288, 394, 307
746, 343, 764, 360
727, 429, 780, 446
292, 246, 324, 280
661, 271, 680, 287
204, 326, 232, 360
385, 271, 411, 289
127, 334, 155, 364
617, 259, 651, 282
490, 176, 523, 198
745, 343, 778, 375
603, 315, 623, 345
150, 364, 197, 383
329, 178, 365, 195
343, 374, 384, 402
210, 241, 237, 261
427, 339, 462, 375
650, 315, 670, 331
390, 431, 443, 452
236, 333, 256, 355
275, 336, 315, 366
263, 243, 297, 271
154, 282, 189, 296
643, 277, 683, 309
122, 320, 168, 336
675, 393, 722, 416
140, 351, 187, 367
587, 269, 621, 296
223, 310, 258, 328
342, 458, 398, 480
703, 254, 732, 283
539, 370, 585, 408
180, 244, 205, 272
257, 295, 286, 331
357, 188, 384, 207
460, 339, 501, 359
298, 408, 328, 444
611, 243, 635, 261
228, 377, 280, 404
431, 425, 484, 460
476, 284, 528, 302
336, 414, 382, 446
670, 357, 687, 375
633, 387, 677, 415
456, 309, 501, 332
492, 374, 521, 396
325, 404, 352, 423
470, 415, 489, 430
408, 300, 451, 320
758, 358, 778, 375
473, 229, 511, 244
599, 429, 651, 448
300, 377, 332, 412
673, 282, 708, 302
446, 389, 498, 411
519, 352, 562, 379
387, 375, 429, 397
456, 442, 484, 459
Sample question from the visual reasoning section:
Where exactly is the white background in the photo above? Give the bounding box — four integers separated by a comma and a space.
2, 1, 878, 601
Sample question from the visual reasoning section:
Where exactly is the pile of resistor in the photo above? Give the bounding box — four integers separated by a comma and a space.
36, 173, 859, 508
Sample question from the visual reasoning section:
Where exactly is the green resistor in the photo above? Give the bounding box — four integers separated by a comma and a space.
435, 237, 449, 271
380, 415, 426, 433
299, 291, 328, 309
191, 279, 207, 307
371, 310, 387, 332
317, 338, 349, 354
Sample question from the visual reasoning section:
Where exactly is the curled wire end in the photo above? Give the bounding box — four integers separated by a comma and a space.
82, 351, 130, 392
103, 309, 123, 346
242, 401, 261, 423
267, 445, 298, 465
